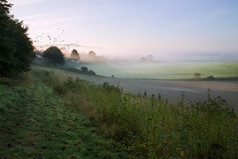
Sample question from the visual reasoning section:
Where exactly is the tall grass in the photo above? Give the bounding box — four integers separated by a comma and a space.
33, 69, 238, 159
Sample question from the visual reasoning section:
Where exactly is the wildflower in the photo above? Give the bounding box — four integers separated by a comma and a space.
180, 150, 184, 157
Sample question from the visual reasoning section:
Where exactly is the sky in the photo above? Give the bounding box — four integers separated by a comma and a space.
10, 0, 238, 59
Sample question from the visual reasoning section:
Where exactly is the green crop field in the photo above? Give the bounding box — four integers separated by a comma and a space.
78, 61, 238, 79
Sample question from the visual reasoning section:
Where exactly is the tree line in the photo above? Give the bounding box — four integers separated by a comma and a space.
0, 0, 95, 77
0, 0, 35, 77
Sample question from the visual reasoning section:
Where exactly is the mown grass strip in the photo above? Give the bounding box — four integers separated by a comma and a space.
0, 73, 127, 159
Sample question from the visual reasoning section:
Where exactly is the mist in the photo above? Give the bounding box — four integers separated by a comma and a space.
3, 1, 238, 158
36, 44, 236, 79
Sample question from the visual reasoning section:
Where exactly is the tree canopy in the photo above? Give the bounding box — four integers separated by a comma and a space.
70, 49, 80, 60
194, 73, 201, 78
81, 66, 96, 75
88, 51, 96, 56
43, 46, 65, 65
0, 0, 35, 77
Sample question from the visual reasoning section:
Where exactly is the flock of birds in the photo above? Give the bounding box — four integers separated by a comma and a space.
33, 27, 81, 51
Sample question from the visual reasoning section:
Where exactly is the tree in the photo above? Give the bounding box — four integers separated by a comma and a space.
81, 66, 88, 73
194, 73, 201, 78
43, 46, 65, 65
88, 70, 96, 75
146, 55, 154, 62
80, 66, 96, 75
88, 51, 96, 56
0, 0, 11, 17
140, 57, 146, 62
70, 49, 80, 60
206, 75, 215, 80
0, 0, 35, 77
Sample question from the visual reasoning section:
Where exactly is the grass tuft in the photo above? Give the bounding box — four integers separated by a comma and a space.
32, 69, 238, 159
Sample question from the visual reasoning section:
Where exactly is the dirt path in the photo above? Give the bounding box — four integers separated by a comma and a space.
0, 76, 124, 159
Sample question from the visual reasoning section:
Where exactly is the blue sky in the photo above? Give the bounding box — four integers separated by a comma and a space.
10, 0, 238, 58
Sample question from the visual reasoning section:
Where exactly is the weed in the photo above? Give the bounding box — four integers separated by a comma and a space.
32, 69, 238, 159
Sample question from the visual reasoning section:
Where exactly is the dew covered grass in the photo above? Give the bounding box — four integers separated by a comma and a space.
77, 61, 238, 79
0, 72, 127, 159
32, 68, 238, 159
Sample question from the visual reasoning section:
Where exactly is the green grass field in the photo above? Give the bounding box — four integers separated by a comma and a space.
0, 67, 237, 159
78, 61, 238, 79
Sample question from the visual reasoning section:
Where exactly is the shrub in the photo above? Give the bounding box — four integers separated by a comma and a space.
206, 75, 215, 80
81, 66, 96, 75
88, 70, 96, 75
81, 66, 88, 73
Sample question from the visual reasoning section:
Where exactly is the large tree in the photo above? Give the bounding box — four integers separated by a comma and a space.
70, 49, 80, 60
43, 46, 65, 65
88, 51, 96, 56
0, 0, 35, 77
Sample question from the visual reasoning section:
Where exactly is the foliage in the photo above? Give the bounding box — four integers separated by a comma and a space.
206, 75, 215, 80
0, 0, 11, 17
0, 0, 35, 77
81, 66, 88, 72
70, 49, 80, 60
88, 70, 96, 75
88, 51, 96, 56
194, 73, 201, 78
34, 69, 238, 159
140, 57, 146, 62
43, 46, 65, 65
65, 67, 96, 75
0, 73, 128, 159
81, 66, 96, 75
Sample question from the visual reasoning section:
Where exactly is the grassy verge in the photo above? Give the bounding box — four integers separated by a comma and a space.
31, 68, 237, 159
0, 73, 127, 159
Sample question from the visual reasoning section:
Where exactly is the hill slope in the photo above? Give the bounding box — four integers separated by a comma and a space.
0, 73, 126, 159
0, 68, 237, 159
